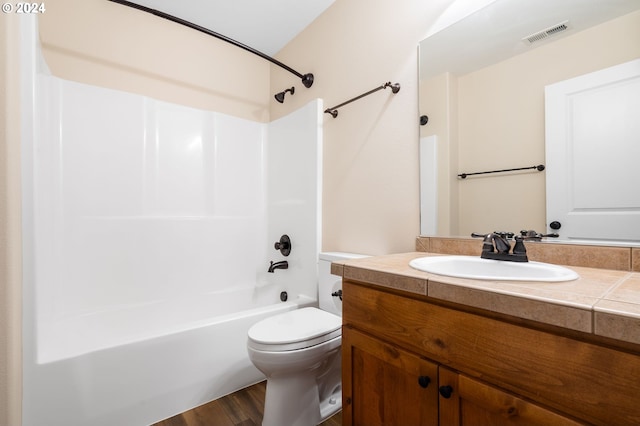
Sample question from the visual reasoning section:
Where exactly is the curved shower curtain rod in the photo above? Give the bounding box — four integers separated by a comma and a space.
106, 0, 314, 88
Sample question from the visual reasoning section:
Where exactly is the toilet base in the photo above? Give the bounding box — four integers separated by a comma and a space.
258, 347, 342, 426
317, 351, 342, 421
319, 388, 342, 421
262, 376, 342, 426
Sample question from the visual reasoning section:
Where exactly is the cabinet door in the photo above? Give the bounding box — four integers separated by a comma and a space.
438, 367, 585, 426
342, 327, 438, 426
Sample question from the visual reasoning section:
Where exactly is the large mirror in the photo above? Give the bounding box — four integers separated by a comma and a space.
418, 0, 640, 242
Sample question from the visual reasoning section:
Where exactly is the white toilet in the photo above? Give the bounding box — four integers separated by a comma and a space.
247, 252, 367, 426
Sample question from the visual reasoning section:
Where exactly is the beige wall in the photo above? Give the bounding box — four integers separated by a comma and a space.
1, 13, 23, 426
271, 0, 458, 255
38, 0, 271, 122
424, 10, 640, 237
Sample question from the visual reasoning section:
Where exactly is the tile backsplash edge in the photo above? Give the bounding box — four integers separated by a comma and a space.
416, 236, 637, 272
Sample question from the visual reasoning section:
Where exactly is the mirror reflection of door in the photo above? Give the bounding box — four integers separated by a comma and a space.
545, 58, 640, 242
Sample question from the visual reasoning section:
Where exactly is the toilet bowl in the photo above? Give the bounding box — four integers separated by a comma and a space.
247, 252, 367, 426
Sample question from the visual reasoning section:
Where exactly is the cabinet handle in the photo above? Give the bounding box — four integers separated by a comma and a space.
439, 385, 454, 399
418, 376, 431, 388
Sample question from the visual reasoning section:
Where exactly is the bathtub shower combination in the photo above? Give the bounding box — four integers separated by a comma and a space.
21, 18, 323, 426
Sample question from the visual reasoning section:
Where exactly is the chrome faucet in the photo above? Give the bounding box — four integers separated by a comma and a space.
268, 260, 288, 273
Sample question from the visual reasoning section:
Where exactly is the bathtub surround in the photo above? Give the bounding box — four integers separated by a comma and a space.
33, 78, 268, 364
21, 18, 323, 426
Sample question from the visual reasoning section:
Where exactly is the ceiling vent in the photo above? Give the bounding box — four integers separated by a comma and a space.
522, 20, 570, 45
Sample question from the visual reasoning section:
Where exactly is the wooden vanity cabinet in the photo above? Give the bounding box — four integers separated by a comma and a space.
342, 327, 583, 426
342, 279, 640, 426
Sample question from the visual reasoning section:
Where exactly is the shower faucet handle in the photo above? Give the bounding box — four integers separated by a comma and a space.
274, 234, 291, 256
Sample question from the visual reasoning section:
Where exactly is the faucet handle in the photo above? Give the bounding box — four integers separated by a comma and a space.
519, 230, 559, 240
274, 234, 291, 256
471, 232, 489, 238
512, 236, 527, 255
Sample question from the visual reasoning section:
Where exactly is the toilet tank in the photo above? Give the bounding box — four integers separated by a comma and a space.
318, 252, 369, 316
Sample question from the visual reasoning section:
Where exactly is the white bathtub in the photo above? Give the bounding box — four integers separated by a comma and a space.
25, 289, 315, 426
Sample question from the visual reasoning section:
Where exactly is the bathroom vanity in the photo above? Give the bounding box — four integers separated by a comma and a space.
336, 252, 640, 426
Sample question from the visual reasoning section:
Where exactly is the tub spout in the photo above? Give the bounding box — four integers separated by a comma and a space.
268, 260, 288, 273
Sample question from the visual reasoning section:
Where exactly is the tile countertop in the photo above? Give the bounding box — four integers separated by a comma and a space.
333, 252, 640, 346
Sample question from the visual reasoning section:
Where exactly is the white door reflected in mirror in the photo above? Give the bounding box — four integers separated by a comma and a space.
545, 58, 640, 242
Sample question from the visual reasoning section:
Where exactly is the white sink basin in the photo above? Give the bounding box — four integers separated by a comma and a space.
409, 255, 579, 282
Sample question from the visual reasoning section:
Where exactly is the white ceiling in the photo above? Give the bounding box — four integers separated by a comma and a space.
419, 0, 640, 79
123, 0, 336, 56
119, 0, 640, 77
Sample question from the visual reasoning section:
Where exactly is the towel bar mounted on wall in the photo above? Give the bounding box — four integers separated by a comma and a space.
458, 164, 545, 179
324, 81, 400, 118
106, 0, 315, 89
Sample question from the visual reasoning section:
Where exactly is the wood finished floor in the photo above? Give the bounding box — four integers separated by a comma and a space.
152, 381, 342, 426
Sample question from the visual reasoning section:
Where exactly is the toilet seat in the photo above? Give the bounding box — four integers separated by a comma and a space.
247, 307, 342, 352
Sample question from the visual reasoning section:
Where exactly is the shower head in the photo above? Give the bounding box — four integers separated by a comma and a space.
274, 92, 285, 103
274, 87, 295, 103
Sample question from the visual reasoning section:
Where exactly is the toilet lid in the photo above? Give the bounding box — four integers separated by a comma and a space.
248, 307, 341, 349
